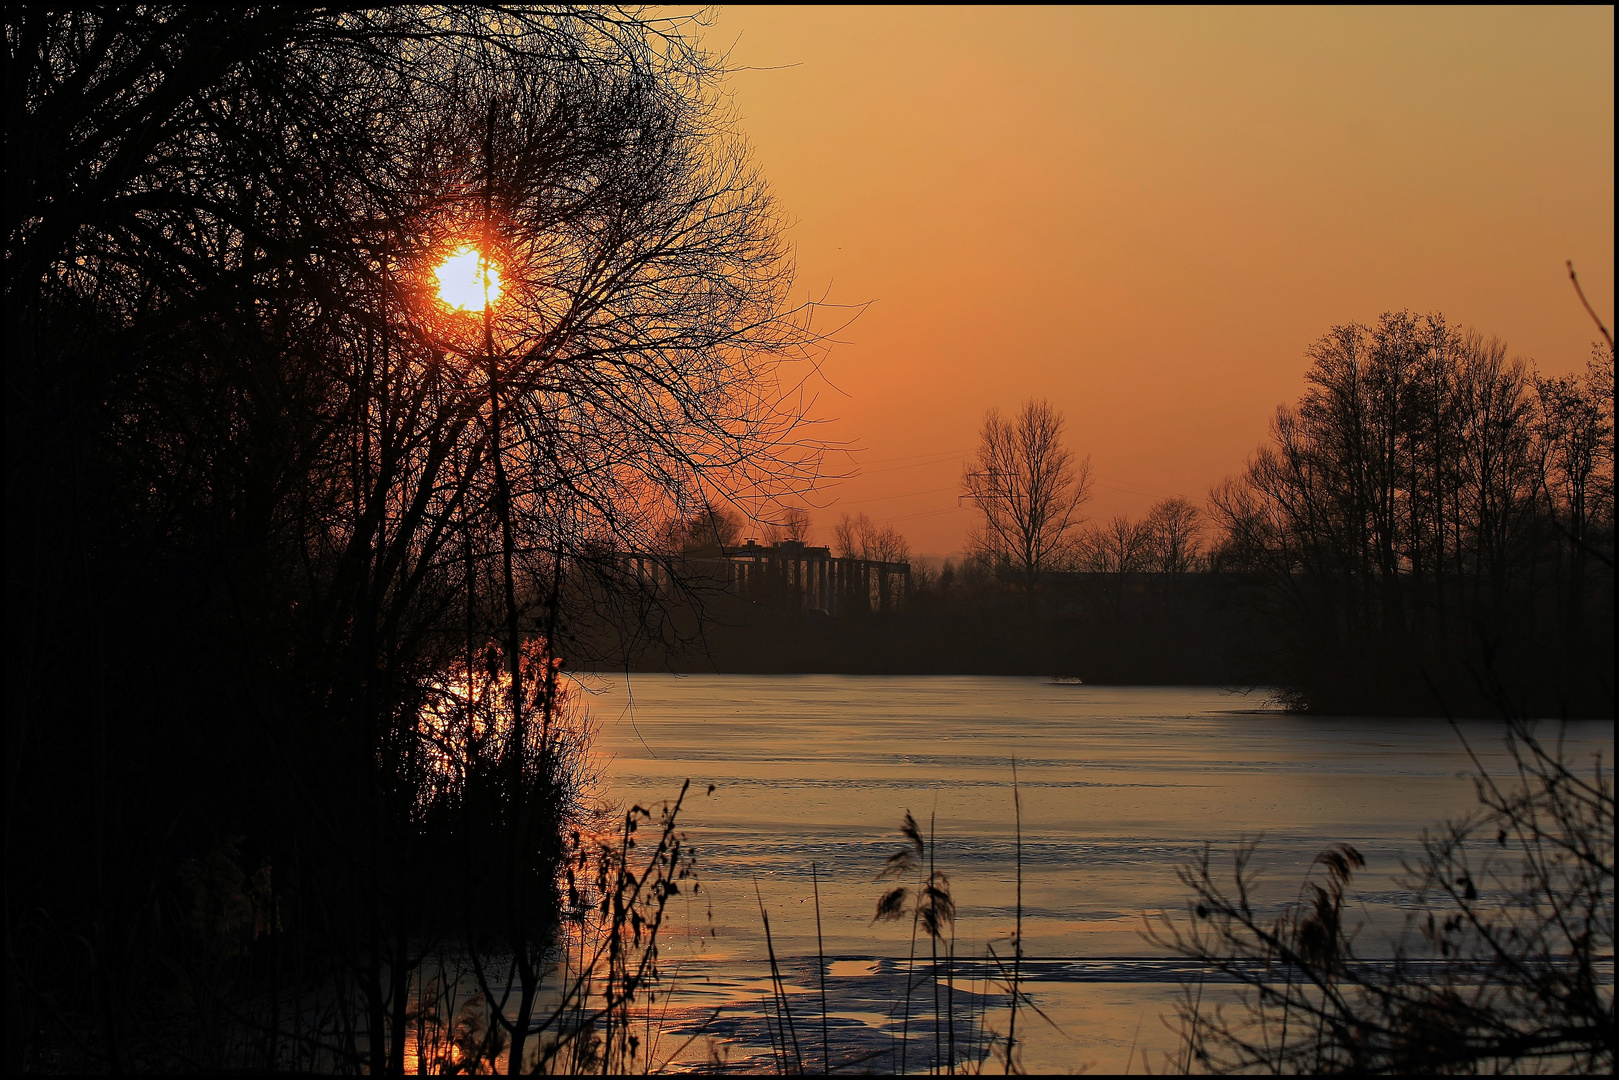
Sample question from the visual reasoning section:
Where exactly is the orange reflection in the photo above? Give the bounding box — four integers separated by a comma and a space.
434, 245, 501, 311
412, 640, 588, 819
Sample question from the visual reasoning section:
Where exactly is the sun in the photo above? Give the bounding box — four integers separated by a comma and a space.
434, 246, 501, 311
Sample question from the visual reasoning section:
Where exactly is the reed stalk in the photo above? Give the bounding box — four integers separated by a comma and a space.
1005, 759, 1023, 1075
946, 928, 957, 1074
756, 877, 803, 1074
903, 897, 919, 1074
812, 861, 829, 1074
931, 812, 942, 1074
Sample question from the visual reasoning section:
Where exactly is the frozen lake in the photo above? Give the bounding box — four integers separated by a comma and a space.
577, 674, 1613, 1073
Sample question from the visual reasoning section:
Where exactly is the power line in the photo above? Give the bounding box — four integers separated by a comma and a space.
1091, 474, 1183, 498
836, 445, 972, 467
876, 504, 973, 524
832, 485, 956, 506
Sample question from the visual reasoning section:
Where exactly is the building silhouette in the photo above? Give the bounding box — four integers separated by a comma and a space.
619, 538, 910, 615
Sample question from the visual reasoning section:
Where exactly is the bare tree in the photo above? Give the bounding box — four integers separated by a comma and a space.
1149, 717, 1613, 1074
762, 506, 812, 545
5, 7, 825, 1072
832, 511, 910, 562
661, 503, 746, 552
961, 398, 1091, 587
1143, 496, 1206, 573
1203, 312, 1610, 714
831, 513, 863, 558
1077, 515, 1152, 573
1534, 347, 1614, 593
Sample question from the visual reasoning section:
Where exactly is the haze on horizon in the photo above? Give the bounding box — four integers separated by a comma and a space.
703, 5, 1615, 555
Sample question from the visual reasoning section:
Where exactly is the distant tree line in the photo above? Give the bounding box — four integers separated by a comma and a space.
652, 501, 909, 562
6, 6, 816, 1071
606, 313, 1612, 710
950, 315, 1613, 713
1211, 313, 1612, 714
953, 400, 1216, 580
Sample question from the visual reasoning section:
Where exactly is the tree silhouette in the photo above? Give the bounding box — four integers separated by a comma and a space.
1208, 312, 1613, 714
961, 398, 1092, 587
5, 7, 822, 1071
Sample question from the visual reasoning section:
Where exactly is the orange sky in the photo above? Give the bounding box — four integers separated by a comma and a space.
702, 6, 1614, 556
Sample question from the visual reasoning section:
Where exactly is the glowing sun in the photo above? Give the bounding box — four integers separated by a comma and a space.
434, 246, 501, 311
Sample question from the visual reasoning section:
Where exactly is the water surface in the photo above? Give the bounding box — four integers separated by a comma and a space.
579, 674, 1612, 1073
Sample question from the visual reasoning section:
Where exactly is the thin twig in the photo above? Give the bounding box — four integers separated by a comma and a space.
812, 862, 829, 1074
1567, 260, 1615, 351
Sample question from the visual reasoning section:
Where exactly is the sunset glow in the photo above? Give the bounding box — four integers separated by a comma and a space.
704, 7, 1614, 554
15, 9, 1612, 1076
434, 245, 500, 311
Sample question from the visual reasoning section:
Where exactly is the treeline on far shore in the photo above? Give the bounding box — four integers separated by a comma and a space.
573, 567, 1271, 685
573, 560, 1609, 718
579, 312, 1615, 719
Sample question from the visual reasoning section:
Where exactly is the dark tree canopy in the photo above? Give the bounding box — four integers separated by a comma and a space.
5, 7, 823, 1072
1209, 312, 1613, 714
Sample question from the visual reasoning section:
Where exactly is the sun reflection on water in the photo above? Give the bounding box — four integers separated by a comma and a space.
410, 642, 589, 818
